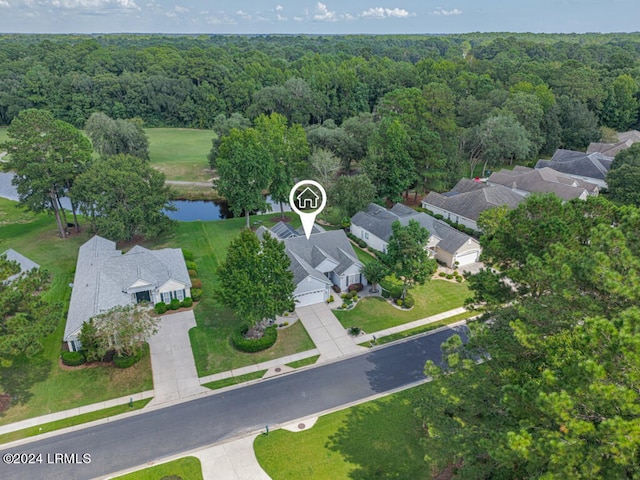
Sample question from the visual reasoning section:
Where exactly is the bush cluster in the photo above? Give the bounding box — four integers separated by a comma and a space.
346, 232, 368, 249
185, 260, 197, 271
62, 351, 86, 366
191, 278, 203, 289
181, 297, 193, 308
182, 249, 194, 262
191, 289, 202, 301
170, 298, 181, 310
114, 348, 144, 368
348, 283, 363, 292
438, 271, 446, 277
188, 269, 198, 278
396, 299, 403, 307
404, 295, 415, 308
154, 302, 168, 314
231, 325, 278, 353
456, 276, 463, 283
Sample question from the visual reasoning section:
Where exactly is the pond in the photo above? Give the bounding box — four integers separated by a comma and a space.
0, 172, 290, 222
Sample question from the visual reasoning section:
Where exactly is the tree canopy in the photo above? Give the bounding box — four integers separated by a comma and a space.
84, 112, 150, 160
606, 143, 640, 207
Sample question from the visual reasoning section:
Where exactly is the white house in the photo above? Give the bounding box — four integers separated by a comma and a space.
351, 203, 482, 268
64, 236, 191, 351
257, 222, 365, 307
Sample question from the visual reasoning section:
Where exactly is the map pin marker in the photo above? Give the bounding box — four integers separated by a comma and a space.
289, 180, 327, 240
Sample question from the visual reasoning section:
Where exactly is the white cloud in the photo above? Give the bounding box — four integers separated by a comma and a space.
174, 4, 188, 13
275, 4, 283, 11
293, 15, 303, 21
431, 7, 462, 16
41, 0, 138, 9
0, 0, 10, 6
206, 14, 235, 25
313, 2, 335, 21
360, 7, 411, 19
236, 9, 251, 19
276, 13, 287, 21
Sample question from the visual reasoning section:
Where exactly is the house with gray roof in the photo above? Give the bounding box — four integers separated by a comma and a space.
64, 236, 191, 351
351, 203, 481, 268
535, 149, 613, 188
422, 179, 524, 231
256, 222, 364, 307
487, 166, 599, 201
588, 130, 640, 157
1, 249, 40, 284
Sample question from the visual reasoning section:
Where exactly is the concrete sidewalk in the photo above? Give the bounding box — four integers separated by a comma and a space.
297, 303, 368, 361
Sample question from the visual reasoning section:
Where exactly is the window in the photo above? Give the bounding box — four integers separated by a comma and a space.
162, 292, 171, 304
364, 232, 369, 240
177, 289, 185, 301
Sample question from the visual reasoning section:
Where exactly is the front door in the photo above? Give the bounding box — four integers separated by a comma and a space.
135, 290, 151, 303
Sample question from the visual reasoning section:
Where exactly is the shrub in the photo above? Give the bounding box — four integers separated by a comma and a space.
154, 302, 168, 314
188, 269, 198, 278
404, 295, 415, 308
341, 293, 347, 299
182, 249, 194, 261
348, 326, 362, 336
352, 293, 358, 300
191, 278, 203, 289
357, 239, 367, 248
191, 289, 202, 301
446, 274, 454, 280
327, 295, 334, 303
114, 348, 144, 368
181, 297, 193, 308
438, 272, 446, 277
381, 289, 390, 299
61, 351, 86, 367
283, 321, 289, 326
170, 298, 181, 310
341, 303, 348, 309
453, 270, 459, 276
456, 276, 463, 283
348, 283, 363, 292
231, 325, 277, 353
185, 260, 197, 271
396, 299, 403, 307
345, 292, 354, 300
390, 285, 404, 300
434, 214, 444, 220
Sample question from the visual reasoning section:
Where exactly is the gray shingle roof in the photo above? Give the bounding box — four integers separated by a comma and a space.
64, 236, 191, 341
352, 203, 479, 255
1, 248, 40, 283
423, 184, 524, 222
488, 166, 598, 200
535, 149, 613, 180
282, 230, 361, 283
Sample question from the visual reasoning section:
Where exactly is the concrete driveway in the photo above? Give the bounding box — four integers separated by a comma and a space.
297, 303, 367, 362
147, 310, 207, 405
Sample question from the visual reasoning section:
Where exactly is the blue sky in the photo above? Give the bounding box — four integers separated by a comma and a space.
0, 1, 639, 34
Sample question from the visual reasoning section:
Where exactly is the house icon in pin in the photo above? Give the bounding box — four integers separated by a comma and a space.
296, 186, 320, 209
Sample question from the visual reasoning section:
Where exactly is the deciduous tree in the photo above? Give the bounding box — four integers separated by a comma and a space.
329, 173, 376, 217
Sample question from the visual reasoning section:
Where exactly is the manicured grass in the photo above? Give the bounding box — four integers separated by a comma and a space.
334, 280, 470, 333
0, 198, 153, 425
144, 215, 316, 377
352, 244, 376, 265
0, 126, 8, 145
254, 384, 431, 480
361, 311, 477, 347
145, 128, 214, 182
0, 399, 151, 445
202, 370, 266, 391
170, 183, 220, 201
286, 355, 320, 369
114, 456, 203, 480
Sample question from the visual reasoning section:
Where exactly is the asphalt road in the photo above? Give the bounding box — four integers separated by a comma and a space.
0, 325, 466, 480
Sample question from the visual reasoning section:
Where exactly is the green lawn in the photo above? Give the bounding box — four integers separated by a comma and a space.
254, 384, 432, 480
352, 244, 376, 265
202, 370, 266, 390
0, 126, 8, 145
114, 456, 203, 480
334, 280, 470, 333
145, 214, 316, 377
145, 128, 214, 182
286, 355, 320, 369
0, 198, 153, 425
0, 399, 151, 445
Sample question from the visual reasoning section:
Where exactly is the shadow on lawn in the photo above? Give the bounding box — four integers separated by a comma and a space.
0, 355, 51, 413
325, 397, 430, 479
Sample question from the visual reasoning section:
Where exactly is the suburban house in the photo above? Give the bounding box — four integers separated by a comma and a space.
64, 235, 191, 351
421, 178, 524, 231
588, 130, 640, 157
351, 203, 481, 268
535, 149, 613, 188
256, 222, 365, 307
487, 166, 600, 200
1, 248, 39, 284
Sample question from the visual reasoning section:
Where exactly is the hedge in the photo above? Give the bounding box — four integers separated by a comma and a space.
404, 295, 415, 308
170, 298, 181, 310
181, 297, 193, 308
185, 260, 197, 271
182, 249, 194, 261
187, 269, 198, 278
191, 278, 203, 289
154, 302, 168, 314
191, 289, 202, 301
232, 325, 277, 353
114, 347, 145, 368
61, 351, 86, 366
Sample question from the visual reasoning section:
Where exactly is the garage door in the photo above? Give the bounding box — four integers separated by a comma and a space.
455, 251, 479, 266
295, 289, 326, 307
